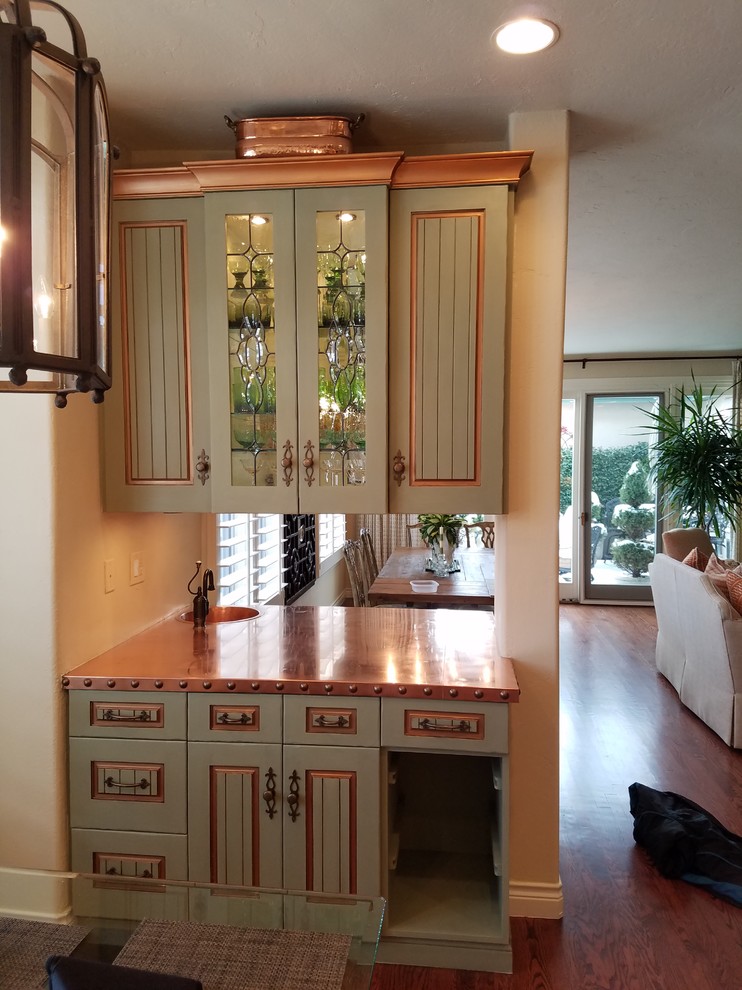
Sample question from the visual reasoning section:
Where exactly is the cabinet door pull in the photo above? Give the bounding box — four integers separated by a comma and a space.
302, 441, 315, 487
195, 449, 211, 485
106, 866, 153, 878
287, 769, 301, 822
101, 709, 152, 723
104, 776, 150, 791
281, 440, 294, 486
392, 450, 406, 486
263, 766, 277, 819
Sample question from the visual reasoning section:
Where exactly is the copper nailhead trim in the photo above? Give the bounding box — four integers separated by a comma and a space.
300, 683, 309, 691
107, 680, 116, 688
203, 681, 212, 689
154, 681, 163, 689
423, 687, 433, 696
373, 686, 382, 694
500, 691, 510, 700
348, 684, 358, 694
324, 684, 333, 693
475, 689, 484, 699
84, 679, 92, 687
251, 682, 260, 691
130, 680, 139, 688
179, 681, 188, 689
398, 686, 407, 695
227, 682, 236, 690
449, 689, 458, 697
275, 682, 284, 691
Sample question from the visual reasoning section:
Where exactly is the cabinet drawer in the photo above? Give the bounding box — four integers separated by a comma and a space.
381, 699, 508, 754
69, 738, 187, 833
70, 828, 188, 881
283, 696, 380, 747
68, 691, 186, 740
188, 694, 282, 743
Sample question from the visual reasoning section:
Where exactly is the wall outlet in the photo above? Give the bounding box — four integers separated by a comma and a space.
129, 551, 145, 585
104, 559, 115, 594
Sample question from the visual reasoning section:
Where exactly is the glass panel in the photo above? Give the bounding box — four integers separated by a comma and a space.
586, 394, 658, 600
31, 50, 76, 361
558, 399, 576, 585
316, 210, 366, 487
225, 214, 277, 487
92, 81, 110, 375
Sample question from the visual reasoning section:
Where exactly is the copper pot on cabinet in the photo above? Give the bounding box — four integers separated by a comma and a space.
225, 113, 364, 158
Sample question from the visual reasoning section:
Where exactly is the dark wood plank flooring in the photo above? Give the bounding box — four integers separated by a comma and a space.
371, 604, 742, 990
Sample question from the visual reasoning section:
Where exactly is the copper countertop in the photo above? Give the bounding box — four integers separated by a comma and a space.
62, 605, 519, 703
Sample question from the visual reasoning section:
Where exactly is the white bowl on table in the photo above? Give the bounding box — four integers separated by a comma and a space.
410, 580, 439, 593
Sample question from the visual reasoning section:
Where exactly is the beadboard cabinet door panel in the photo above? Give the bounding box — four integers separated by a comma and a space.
188, 740, 283, 889
104, 197, 211, 511
282, 744, 381, 897
388, 186, 510, 514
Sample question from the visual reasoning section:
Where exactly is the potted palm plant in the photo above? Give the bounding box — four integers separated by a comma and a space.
641, 381, 742, 538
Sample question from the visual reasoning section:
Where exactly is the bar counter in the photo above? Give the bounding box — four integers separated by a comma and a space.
62, 604, 519, 703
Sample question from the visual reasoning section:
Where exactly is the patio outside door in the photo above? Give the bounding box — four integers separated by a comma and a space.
583, 393, 661, 602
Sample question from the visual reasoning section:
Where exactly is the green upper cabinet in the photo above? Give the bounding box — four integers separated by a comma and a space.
388, 184, 511, 514
102, 152, 531, 515
205, 185, 388, 514
103, 196, 211, 512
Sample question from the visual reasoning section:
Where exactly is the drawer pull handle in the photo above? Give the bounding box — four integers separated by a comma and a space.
263, 766, 277, 819
217, 711, 254, 725
287, 769, 301, 822
313, 714, 349, 729
101, 709, 153, 723
106, 867, 153, 879
417, 717, 473, 734
104, 776, 150, 791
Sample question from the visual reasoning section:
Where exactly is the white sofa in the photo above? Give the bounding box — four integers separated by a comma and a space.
649, 552, 742, 747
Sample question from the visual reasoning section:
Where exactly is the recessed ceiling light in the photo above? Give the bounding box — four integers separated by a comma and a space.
494, 17, 559, 54
250, 215, 268, 225
337, 212, 356, 223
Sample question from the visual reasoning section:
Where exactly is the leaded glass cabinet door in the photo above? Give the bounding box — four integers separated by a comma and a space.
205, 190, 299, 512
294, 186, 388, 513
388, 185, 509, 514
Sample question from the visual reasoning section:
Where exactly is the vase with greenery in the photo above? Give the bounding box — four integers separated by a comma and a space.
417, 513, 465, 552
640, 381, 742, 538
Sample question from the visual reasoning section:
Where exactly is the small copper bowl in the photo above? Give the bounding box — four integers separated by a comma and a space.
225, 113, 364, 158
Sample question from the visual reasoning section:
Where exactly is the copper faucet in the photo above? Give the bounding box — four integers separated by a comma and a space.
188, 561, 215, 628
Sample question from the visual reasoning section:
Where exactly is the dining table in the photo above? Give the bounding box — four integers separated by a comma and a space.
367, 546, 495, 608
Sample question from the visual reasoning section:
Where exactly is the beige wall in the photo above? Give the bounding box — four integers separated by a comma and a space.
0, 394, 201, 882
499, 111, 569, 917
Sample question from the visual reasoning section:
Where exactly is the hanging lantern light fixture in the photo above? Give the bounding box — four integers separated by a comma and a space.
0, 0, 111, 407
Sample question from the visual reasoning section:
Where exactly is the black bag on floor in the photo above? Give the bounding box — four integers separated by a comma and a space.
628, 781, 742, 906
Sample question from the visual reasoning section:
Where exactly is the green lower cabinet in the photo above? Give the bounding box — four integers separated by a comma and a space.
187, 741, 283, 888
70, 828, 188, 881
283, 744, 380, 897
69, 737, 187, 834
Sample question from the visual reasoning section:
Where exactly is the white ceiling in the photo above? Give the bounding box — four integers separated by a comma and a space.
44, 0, 742, 358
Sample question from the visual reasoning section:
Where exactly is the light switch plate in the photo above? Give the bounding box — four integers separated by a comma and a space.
104, 559, 115, 594
129, 551, 145, 585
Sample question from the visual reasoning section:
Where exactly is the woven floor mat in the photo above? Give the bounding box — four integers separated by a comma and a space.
0, 917, 91, 990
113, 919, 352, 990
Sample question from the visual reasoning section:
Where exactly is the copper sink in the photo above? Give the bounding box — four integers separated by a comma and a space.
177, 606, 260, 624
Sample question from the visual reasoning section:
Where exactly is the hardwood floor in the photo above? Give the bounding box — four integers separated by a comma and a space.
371, 604, 742, 989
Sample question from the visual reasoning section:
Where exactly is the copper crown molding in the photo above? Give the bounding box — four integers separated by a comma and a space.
112, 150, 534, 200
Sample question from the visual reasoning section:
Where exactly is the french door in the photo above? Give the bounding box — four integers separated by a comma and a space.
560, 393, 661, 603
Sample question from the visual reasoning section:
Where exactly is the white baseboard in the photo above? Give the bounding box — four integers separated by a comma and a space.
509, 878, 564, 919
0, 868, 72, 922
